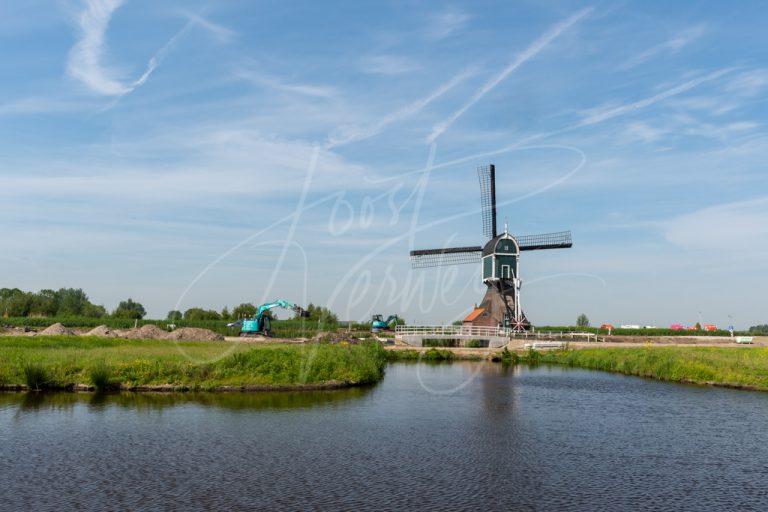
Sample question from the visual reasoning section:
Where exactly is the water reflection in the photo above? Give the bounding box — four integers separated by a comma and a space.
1, 385, 373, 413
4, 363, 768, 511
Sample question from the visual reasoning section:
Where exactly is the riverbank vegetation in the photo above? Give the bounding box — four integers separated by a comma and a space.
538, 347, 768, 390
0, 336, 387, 391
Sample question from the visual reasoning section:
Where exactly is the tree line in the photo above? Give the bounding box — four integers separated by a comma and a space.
166, 303, 338, 324
0, 288, 145, 320
1, 288, 338, 325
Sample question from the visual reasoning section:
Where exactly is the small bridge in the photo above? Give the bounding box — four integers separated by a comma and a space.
395, 326, 599, 348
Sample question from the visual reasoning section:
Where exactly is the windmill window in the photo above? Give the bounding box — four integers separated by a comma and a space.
501, 265, 511, 279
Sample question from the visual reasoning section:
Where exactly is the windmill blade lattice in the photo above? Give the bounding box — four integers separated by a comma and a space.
477, 164, 497, 239
515, 231, 572, 251
409, 246, 483, 268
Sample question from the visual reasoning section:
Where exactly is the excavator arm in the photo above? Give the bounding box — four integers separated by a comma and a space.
256, 300, 309, 318
228, 299, 309, 336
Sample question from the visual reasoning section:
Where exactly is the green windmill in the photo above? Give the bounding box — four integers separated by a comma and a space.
409, 164, 572, 331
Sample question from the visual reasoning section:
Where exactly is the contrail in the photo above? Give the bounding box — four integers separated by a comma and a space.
325, 67, 474, 149
427, 6, 593, 143
574, 67, 733, 127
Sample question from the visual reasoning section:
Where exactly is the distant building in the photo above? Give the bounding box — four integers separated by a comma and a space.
620, 324, 641, 329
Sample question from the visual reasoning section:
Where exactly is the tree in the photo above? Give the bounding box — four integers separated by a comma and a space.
749, 325, 768, 335
576, 313, 590, 327
232, 303, 257, 319
304, 303, 338, 325
221, 307, 231, 321
694, 322, 702, 331
4, 292, 33, 317
167, 310, 183, 322
57, 288, 90, 316
113, 299, 146, 319
183, 308, 221, 321
29, 289, 58, 317
82, 303, 107, 318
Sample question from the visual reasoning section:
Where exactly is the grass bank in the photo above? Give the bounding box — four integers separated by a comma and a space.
538, 346, 768, 390
0, 336, 387, 391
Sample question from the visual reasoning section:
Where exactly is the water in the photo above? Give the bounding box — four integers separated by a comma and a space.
3, 363, 768, 511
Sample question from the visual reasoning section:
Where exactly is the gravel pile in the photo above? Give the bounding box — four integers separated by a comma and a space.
40, 323, 76, 336
165, 327, 223, 342
138, 324, 168, 339
117, 324, 167, 339
85, 325, 115, 337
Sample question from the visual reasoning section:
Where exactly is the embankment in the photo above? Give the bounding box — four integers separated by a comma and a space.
537, 346, 768, 390
0, 336, 387, 392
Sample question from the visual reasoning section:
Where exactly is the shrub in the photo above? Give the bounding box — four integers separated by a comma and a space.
89, 361, 115, 391
525, 347, 541, 365
500, 347, 518, 366
23, 362, 49, 391
422, 348, 455, 361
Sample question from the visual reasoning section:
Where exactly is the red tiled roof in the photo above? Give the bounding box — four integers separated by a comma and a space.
463, 307, 485, 322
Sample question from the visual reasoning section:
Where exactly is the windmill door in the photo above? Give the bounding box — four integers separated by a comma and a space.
501, 265, 511, 279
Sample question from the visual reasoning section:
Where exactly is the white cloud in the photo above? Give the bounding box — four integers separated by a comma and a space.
574, 68, 732, 128
325, 67, 473, 148
424, 8, 470, 40
663, 197, 768, 252
360, 54, 419, 75
236, 69, 337, 98
724, 69, 768, 98
183, 11, 236, 43
622, 24, 706, 69
0, 96, 96, 116
66, 0, 215, 98
427, 6, 593, 143
617, 116, 758, 145
67, 0, 148, 96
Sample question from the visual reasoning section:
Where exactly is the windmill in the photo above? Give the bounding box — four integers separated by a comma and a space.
409, 164, 572, 331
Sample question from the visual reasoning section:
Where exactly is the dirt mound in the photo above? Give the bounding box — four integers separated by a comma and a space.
137, 324, 168, 339
165, 327, 223, 342
85, 325, 115, 337
40, 323, 76, 336
115, 324, 168, 340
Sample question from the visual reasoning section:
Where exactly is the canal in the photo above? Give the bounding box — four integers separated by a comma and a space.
2, 362, 768, 511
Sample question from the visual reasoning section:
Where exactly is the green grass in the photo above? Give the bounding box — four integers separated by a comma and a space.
0, 336, 387, 391
537, 346, 768, 389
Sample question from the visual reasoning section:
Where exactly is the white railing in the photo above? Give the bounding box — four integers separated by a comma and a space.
395, 325, 510, 338
396, 325, 600, 342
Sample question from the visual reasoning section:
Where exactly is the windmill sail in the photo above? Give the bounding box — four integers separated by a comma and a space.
516, 231, 572, 251
477, 164, 497, 239
409, 246, 483, 268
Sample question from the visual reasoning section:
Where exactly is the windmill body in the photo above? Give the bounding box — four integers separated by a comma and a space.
410, 164, 572, 331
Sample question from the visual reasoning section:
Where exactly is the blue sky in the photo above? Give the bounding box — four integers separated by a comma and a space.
1, 0, 767, 328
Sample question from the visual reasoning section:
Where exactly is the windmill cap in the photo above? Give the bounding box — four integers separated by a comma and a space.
482, 233, 519, 256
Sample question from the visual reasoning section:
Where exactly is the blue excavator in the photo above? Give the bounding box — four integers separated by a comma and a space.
371, 314, 399, 333
227, 300, 310, 337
